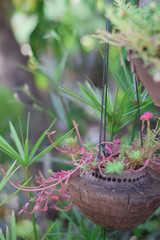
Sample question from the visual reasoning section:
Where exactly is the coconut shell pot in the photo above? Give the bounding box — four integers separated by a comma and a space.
128, 0, 160, 106
128, 51, 160, 107
68, 168, 160, 231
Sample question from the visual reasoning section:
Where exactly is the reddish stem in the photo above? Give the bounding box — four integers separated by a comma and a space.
72, 120, 86, 153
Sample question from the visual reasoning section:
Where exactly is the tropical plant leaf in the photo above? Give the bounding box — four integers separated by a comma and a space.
0, 137, 23, 164
41, 222, 55, 240
28, 119, 56, 162
28, 128, 74, 165
0, 161, 18, 192
11, 211, 16, 240
0, 230, 5, 240
9, 122, 24, 158
80, 219, 90, 240
24, 139, 29, 163
0, 176, 30, 207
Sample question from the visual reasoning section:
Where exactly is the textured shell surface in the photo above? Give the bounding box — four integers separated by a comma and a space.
68, 169, 160, 231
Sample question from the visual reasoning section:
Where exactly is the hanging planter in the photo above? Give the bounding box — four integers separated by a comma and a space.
5, 113, 160, 232
127, 50, 160, 106
128, 0, 160, 106
94, 0, 160, 106
68, 168, 160, 231
3, 0, 160, 234
67, 113, 160, 231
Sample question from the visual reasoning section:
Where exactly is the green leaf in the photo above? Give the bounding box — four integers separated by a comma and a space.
26, 113, 30, 140
66, 222, 72, 240
55, 51, 68, 84
0, 177, 30, 207
121, 57, 133, 92
80, 219, 90, 240
0, 161, 18, 192
92, 226, 101, 240
85, 81, 101, 100
113, 83, 120, 112
9, 122, 24, 158
18, 117, 25, 148
18, 64, 44, 80
28, 119, 56, 162
78, 83, 101, 108
72, 208, 81, 227
60, 210, 79, 229
6, 226, 10, 240
11, 211, 16, 240
107, 89, 113, 114
24, 139, 29, 163
28, 144, 54, 165
0, 137, 23, 164
61, 87, 100, 111
0, 229, 5, 240
109, 60, 126, 91
41, 222, 55, 240
28, 128, 74, 165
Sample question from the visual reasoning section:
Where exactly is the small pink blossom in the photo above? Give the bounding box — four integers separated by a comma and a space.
114, 139, 121, 145
140, 112, 153, 120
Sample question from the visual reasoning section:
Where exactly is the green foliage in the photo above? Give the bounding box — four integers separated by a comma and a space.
12, 0, 105, 58
96, 0, 160, 80
65, 136, 77, 145
0, 86, 23, 136
0, 117, 73, 167
0, 212, 16, 240
105, 159, 125, 174
62, 61, 152, 140
126, 150, 142, 163
0, 161, 17, 192
0, 162, 29, 207
1, 1, 160, 239
47, 208, 118, 240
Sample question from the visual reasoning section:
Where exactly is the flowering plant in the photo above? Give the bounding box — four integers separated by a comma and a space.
1, 112, 160, 215
94, 0, 160, 81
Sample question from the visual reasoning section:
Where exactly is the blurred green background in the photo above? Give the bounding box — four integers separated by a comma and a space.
0, 0, 160, 239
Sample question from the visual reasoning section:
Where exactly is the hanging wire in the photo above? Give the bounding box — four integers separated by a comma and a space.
135, 78, 143, 147
98, 0, 111, 159
98, 0, 143, 162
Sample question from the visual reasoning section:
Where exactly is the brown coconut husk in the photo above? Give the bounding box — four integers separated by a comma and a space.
127, 50, 160, 106
68, 168, 160, 231
128, 0, 160, 106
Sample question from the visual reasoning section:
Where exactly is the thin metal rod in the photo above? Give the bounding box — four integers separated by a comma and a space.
135, 78, 143, 147
98, 0, 111, 159
103, 19, 110, 144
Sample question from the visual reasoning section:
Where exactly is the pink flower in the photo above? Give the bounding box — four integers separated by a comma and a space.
114, 139, 121, 145
140, 112, 153, 120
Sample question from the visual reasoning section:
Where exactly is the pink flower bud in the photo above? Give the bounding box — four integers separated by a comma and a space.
140, 112, 153, 120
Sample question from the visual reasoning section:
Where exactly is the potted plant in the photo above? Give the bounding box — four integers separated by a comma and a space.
2, 112, 160, 231
94, 0, 160, 106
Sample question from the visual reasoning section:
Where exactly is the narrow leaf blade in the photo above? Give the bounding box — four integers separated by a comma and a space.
0, 137, 23, 164
28, 119, 56, 161
29, 128, 74, 165
9, 122, 24, 158
11, 211, 16, 240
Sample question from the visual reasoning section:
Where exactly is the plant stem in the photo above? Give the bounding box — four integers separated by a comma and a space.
115, 231, 119, 240
101, 227, 107, 240
109, 121, 114, 142
130, 113, 137, 145
25, 167, 38, 240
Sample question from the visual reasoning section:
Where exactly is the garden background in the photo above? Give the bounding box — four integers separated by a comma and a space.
0, 0, 160, 239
